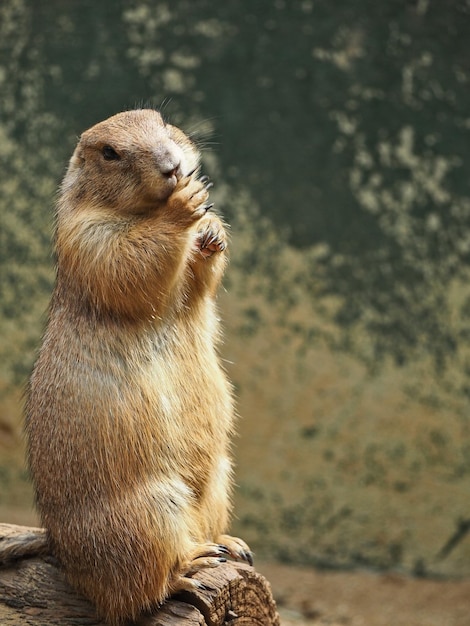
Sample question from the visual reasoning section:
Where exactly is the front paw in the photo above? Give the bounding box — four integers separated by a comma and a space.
196, 215, 227, 258
166, 176, 212, 225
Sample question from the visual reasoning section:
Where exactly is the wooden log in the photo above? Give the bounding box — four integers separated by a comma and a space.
0, 524, 280, 625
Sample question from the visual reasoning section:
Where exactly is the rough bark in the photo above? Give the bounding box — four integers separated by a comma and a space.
0, 524, 280, 625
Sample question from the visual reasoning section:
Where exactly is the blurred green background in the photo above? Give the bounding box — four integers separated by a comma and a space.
1, 0, 469, 579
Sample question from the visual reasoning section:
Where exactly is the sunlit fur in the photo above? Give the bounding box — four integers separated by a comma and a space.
25, 110, 249, 624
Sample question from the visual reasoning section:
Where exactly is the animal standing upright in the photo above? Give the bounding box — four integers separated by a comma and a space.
25, 109, 251, 624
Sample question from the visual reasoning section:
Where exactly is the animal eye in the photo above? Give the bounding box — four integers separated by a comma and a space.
102, 145, 120, 161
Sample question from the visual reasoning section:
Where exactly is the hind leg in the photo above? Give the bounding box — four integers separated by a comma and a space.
169, 537, 252, 596
216, 533, 253, 566
196, 457, 254, 568
169, 542, 230, 594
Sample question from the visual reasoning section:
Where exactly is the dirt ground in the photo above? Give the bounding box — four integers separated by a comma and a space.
257, 561, 470, 626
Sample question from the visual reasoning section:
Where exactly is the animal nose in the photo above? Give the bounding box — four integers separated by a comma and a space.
153, 138, 184, 179
161, 164, 181, 180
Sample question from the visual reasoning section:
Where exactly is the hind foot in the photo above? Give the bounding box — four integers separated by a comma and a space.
216, 534, 253, 566
183, 542, 230, 575
169, 542, 229, 595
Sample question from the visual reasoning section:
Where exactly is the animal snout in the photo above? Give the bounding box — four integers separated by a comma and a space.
161, 163, 182, 181
154, 143, 184, 181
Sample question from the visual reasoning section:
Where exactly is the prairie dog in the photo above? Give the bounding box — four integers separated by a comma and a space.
25, 109, 251, 624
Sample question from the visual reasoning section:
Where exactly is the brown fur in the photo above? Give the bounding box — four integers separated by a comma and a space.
25, 109, 251, 624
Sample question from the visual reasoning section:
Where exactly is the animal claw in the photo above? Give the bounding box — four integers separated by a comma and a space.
195, 580, 216, 592
242, 550, 254, 566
